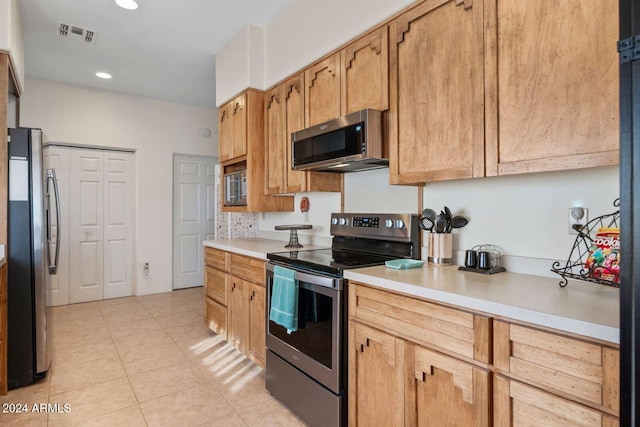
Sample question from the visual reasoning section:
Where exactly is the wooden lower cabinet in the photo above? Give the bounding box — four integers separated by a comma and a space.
349, 283, 620, 426
204, 248, 266, 368
246, 282, 266, 366
494, 375, 619, 427
407, 344, 490, 426
349, 322, 405, 427
349, 321, 490, 426
205, 296, 227, 341
227, 276, 246, 352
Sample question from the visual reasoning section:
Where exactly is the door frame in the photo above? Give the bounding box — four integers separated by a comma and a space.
171, 153, 218, 290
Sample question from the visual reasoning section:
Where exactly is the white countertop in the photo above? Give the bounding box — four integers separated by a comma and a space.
203, 238, 619, 344
345, 264, 619, 344
203, 238, 328, 260
0, 245, 4, 268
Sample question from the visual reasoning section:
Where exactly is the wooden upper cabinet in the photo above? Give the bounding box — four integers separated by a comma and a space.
305, 53, 341, 127
264, 74, 342, 194
230, 93, 248, 159
484, 0, 619, 176
389, 0, 485, 184
218, 93, 248, 162
218, 103, 231, 162
265, 86, 285, 195
220, 89, 294, 213
341, 26, 389, 114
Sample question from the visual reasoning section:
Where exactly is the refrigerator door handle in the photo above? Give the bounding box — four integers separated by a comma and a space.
46, 169, 61, 274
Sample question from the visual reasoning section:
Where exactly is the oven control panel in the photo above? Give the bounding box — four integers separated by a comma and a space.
352, 216, 380, 228
330, 213, 418, 243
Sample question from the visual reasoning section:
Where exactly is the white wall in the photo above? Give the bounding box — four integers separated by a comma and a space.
21, 78, 218, 295
263, 0, 415, 87
0, 0, 24, 92
422, 167, 620, 260
215, 25, 265, 106
258, 192, 340, 246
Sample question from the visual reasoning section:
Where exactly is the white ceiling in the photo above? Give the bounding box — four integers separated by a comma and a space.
20, 0, 294, 108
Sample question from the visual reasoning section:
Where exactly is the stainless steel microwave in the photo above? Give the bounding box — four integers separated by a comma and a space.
291, 109, 388, 173
223, 170, 247, 206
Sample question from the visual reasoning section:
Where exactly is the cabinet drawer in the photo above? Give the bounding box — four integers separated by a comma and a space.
350, 283, 490, 363
205, 266, 226, 305
205, 297, 227, 341
205, 247, 227, 270
494, 375, 619, 427
229, 254, 264, 285
494, 321, 619, 412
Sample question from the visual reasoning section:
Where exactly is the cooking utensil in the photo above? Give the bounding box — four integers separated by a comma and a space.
422, 208, 437, 222
444, 206, 452, 233
435, 213, 446, 233
451, 215, 469, 229
419, 216, 434, 232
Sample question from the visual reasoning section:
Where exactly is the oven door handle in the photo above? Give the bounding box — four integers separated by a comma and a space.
266, 262, 341, 290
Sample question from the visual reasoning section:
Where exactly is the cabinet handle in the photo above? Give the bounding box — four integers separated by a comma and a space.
360, 344, 364, 353
366, 338, 370, 347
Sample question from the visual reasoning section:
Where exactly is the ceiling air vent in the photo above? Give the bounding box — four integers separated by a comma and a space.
57, 21, 97, 44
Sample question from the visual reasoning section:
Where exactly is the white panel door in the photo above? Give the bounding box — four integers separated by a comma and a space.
43, 146, 70, 307
173, 155, 217, 289
103, 151, 135, 299
69, 149, 104, 303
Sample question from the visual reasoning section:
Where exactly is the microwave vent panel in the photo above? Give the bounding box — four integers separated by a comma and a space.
56, 22, 98, 44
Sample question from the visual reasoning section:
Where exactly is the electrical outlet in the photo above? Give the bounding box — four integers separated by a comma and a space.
569, 207, 588, 235
143, 262, 150, 279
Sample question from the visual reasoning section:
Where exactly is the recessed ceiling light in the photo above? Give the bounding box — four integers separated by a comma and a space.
115, 0, 138, 10
96, 72, 112, 79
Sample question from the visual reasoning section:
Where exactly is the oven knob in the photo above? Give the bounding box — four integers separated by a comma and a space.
395, 220, 405, 229
385, 219, 394, 228
339, 218, 348, 226
331, 217, 338, 225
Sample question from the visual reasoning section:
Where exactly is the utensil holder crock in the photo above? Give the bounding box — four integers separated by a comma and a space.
428, 233, 453, 265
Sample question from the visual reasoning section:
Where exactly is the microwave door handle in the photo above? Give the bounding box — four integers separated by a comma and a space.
46, 169, 61, 274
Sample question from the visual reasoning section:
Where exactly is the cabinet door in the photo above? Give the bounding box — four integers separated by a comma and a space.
265, 86, 285, 195
389, 0, 484, 184
494, 376, 619, 427
205, 296, 228, 341
227, 276, 245, 352
341, 26, 389, 114
205, 266, 226, 305
283, 74, 308, 193
218, 102, 232, 162
408, 344, 490, 426
230, 93, 247, 159
493, 321, 620, 412
305, 53, 341, 126
349, 322, 405, 427
485, 0, 619, 175
246, 282, 266, 367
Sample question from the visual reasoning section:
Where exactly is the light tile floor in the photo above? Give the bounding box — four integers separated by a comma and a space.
0, 287, 305, 426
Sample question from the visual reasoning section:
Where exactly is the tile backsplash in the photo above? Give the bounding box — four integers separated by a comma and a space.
214, 165, 259, 240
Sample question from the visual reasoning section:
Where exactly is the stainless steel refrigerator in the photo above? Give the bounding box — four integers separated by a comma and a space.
7, 127, 59, 389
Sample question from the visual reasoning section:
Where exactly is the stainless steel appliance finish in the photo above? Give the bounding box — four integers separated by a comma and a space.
223, 169, 247, 206
46, 169, 61, 274
291, 109, 388, 172
7, 127, 54, 389
265, 213, 419, 427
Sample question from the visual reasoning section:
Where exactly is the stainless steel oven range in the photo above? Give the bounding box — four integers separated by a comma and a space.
265, 213, 419, 427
